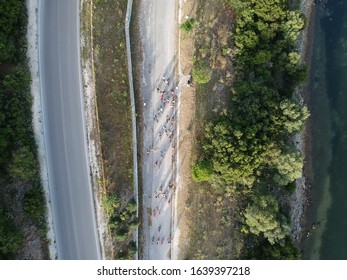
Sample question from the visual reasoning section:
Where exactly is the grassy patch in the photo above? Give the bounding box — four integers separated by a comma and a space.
83, 0, 136, 258
92, 0, 134, 195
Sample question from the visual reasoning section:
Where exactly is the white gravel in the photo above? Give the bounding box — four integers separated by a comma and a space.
26, 0, 57, 259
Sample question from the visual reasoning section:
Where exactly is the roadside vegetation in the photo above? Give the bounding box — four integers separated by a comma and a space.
0, 0, 48, 259
83, 0, 137, 259
186, 0, 307, 259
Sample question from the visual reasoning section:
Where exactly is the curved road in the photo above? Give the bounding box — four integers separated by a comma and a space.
38, 0, 100, 259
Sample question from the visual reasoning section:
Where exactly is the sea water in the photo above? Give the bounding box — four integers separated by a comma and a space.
304, 0, 347, 259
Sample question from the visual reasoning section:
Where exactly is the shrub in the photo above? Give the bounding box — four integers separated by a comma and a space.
115, 228, 128, 242
192, 160, 213, 182
125, 198, 137, 214
9, 146, 37, 182
109, 215, 121, 230
179, 18, 196, 32
102, 193, 120, 217
284, 181, 297, 195
128, 241, 137, 255
192, 62, 211, 84
24, 183, 46, 222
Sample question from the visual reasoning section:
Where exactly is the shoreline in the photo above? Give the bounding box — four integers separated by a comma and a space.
290, 0, 316, 249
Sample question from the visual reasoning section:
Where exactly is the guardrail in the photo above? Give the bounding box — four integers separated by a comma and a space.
125, 0, 139, 260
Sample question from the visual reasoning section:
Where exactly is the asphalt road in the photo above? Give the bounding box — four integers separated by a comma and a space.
140, 0, 178, 259
38, 0, 101, 259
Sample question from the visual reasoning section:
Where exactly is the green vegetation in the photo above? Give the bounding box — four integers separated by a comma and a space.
102, 193, 138, 259
0, 0, 27, 63
242, 192, 290, 245
192, 61, 211, 84
10, 146, 37, 182
24, 179, 47, 237
192, 160, 213, 182
243, 237, 300, 260
0, 207, 23, 258
0, 0, 48, 259
180, 18, 196, 33
82, 0, 137, 259
190, 0, 308, 258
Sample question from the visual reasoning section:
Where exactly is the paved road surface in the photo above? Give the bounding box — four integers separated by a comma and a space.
140, 0, 178, 259
39, 0, 100, 259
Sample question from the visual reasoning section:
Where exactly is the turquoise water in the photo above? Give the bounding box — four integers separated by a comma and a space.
304, 0, 347, 259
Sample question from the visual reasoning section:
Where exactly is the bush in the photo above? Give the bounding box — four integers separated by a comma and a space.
179, 18, 196, 32
284, 181, 297, 195
192, 61, 211, 84
125, 198, 137, 214
102, 193, 120, 217
129, 218, 140, 230
115, 228, 129, 242
9, 146, 37, 182
192, 160, 213, 182
24, 183, 46, 222
0, 207, 23, 257
128, 240, 137, 255
109, 215, 121, 230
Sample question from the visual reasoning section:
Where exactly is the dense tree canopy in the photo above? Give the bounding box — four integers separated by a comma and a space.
0, 0, 26, 62
0, 66, 34, 176
199, 0, 308, 189
243, 193, 290, 245
244, 237, 300, 260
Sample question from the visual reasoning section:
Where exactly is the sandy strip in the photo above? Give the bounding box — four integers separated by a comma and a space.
26, 0, 57, 259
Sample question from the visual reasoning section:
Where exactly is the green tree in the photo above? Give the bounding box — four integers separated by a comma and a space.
282, 11, 305, 43
191, 160, 213, 182
279, 99, 309, 133
244, 237, 300, 260
243, 193, 290, 244
267, 147, 304, 186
